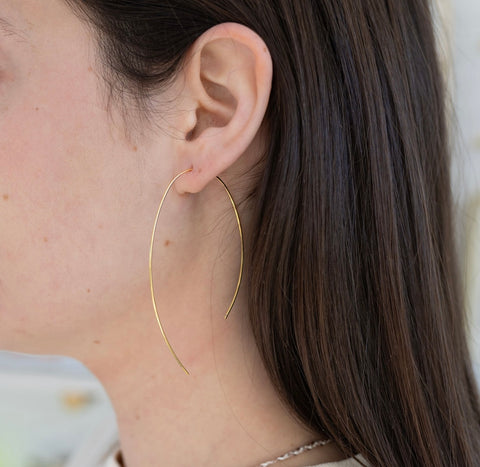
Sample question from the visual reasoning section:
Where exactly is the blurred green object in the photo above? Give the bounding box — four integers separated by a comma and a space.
0, 435, 25, 467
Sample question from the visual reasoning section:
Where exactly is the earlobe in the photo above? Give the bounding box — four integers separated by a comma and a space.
173, 22, 272, 194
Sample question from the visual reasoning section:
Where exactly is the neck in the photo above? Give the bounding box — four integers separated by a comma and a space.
79, 292, 346, 467
74, 188, 346, 467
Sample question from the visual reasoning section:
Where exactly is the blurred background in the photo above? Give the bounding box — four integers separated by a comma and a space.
1, 0, 479, 466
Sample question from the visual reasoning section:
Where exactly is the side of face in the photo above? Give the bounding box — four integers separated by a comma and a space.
0, 0, 272, 368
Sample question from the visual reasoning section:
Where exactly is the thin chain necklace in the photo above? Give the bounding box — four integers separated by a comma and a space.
115, 438, 331, 467
259, 439, 332, 467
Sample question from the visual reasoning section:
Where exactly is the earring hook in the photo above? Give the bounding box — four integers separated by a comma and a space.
148, 168, 244, 375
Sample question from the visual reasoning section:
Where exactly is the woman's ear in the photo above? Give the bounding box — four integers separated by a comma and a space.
171, 22, 272, 194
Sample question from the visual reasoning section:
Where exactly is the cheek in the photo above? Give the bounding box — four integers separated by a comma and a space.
0, 63, 146, 327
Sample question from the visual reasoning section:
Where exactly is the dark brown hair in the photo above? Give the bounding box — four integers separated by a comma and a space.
64, 0, 480, 465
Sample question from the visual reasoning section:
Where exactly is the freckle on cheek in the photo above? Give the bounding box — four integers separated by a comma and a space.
93, 340, 100, 344
43, 237, 48, 243
2, 194, 8, 201
164, 239, 171, 247
87, 288, 91, 293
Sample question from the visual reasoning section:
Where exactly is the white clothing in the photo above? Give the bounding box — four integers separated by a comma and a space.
104, 447, 362, 467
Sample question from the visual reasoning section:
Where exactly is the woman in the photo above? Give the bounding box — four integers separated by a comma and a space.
1, 0, 479, 465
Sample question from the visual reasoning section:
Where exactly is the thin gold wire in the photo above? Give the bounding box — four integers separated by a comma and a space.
148, 168, 244, 375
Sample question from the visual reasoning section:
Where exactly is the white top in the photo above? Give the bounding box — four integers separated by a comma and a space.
104, 449, 362, 467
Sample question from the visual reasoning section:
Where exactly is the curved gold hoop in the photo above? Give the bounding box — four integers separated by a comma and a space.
149, 168, 244, 375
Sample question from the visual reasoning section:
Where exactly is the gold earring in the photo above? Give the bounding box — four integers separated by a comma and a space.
149, 168, 244, 375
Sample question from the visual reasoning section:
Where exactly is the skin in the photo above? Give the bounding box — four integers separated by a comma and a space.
0, 1, 348, 465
